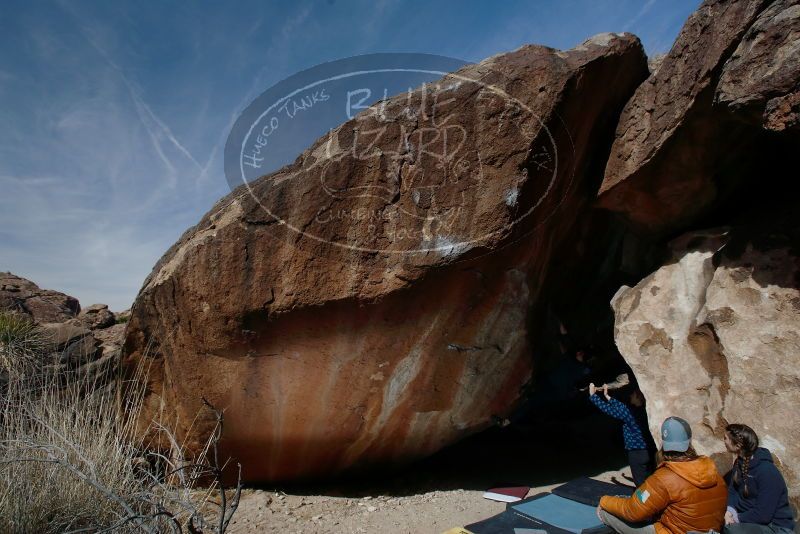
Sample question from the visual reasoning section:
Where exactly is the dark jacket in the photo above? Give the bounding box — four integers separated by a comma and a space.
589, 394, 649, 451
726, 447, 795, 530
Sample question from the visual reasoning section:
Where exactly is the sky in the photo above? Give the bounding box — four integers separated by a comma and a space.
0, 0, 700, 311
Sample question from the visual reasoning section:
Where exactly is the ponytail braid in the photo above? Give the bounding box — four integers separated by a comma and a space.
740, 455, 751, 498
726, 423, 759, 498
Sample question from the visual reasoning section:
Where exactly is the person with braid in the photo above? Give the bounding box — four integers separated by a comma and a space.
722, 423, 795, 534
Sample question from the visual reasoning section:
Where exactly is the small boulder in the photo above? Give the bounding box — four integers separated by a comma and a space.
92, 323, 126, 357
76, 304, 116, 330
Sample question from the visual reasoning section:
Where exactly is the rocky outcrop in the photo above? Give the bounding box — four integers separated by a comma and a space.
0, 272, 80, 323
611, 226, 800, 507
596, 0, 800, 508
0, 273, 125, 382
124, 34, 648, 481
598, 0, 800, 235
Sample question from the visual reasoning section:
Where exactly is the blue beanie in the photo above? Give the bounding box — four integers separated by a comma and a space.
661, 417, 692, 452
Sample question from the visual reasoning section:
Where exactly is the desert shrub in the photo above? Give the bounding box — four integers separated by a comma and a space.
0, 315, 240, 533
0, 312, 45, 380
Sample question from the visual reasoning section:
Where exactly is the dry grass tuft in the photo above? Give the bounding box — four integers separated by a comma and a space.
0, 312, 241, 533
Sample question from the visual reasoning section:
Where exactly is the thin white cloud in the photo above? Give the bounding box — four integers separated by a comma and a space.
68, 13, 204, 183
1, 3, 221, 309
623, 0, 658, 31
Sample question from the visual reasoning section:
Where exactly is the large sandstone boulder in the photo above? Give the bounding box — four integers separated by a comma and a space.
124, 34, 648, 481
598, 0, 800, 234
611, 226, 800, 508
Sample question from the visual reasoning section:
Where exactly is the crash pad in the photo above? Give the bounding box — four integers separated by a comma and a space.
509, 493, 610, 534
551, 477, 635, 507
464, 508, 572, 534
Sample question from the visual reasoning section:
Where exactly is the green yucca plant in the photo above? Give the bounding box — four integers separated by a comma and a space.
0, 312, 45, 380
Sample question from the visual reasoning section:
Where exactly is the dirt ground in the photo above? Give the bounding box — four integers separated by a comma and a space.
227, 413, 634, 533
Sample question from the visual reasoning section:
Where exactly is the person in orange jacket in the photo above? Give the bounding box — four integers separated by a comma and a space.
597, 416, 727, 534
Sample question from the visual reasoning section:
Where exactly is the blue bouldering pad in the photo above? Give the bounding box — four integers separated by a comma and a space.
509, 493, 611, 534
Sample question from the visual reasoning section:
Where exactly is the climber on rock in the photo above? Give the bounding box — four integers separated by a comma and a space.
588, 381, 655, 487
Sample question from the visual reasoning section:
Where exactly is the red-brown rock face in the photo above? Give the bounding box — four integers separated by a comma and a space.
716, 0, 800, 132
123, 34, 647, 482
597, 0, 800, 235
